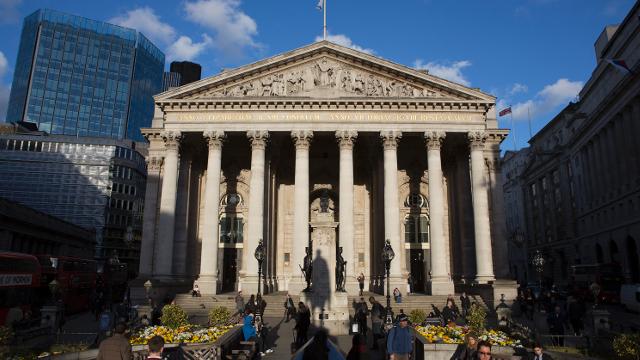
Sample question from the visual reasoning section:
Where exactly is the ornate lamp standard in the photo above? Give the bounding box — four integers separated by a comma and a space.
382, 239, 395, 327
254, 239, 265, 321
531, 249, 545, 289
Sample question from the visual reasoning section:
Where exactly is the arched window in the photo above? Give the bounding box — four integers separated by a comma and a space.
404, 193, 429, 243
219, 193, 244, 244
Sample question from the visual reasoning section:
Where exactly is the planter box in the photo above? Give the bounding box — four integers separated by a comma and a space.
413, 330, 520, 360
43, 325, 242, 360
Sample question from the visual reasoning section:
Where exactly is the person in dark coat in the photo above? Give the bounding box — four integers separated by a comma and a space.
529, 343, 554, 360
547, 305, 566, 346
452, 333, 478, 360
460, 292, 471, 318
346, 333, 367, 360
295, 302, 311, 349
442, 300, 458, 325
567, 296, 585, 336
355, 297, 369, 338
245, 295, 257, 314
369, 296, 385, 350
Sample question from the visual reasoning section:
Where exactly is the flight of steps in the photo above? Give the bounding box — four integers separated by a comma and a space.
174, 292, 488, 322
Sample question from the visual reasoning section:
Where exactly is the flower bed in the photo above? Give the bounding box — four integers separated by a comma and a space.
414, 325, 522, 347
130, 324, 234, 345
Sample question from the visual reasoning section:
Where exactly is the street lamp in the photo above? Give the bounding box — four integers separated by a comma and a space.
382, 239, 395, 327
254, 239, 265, 323
144, 280, 153, 306
531, 250, 545, 289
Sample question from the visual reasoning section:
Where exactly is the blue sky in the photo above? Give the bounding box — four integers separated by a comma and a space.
0, 0, 635, 150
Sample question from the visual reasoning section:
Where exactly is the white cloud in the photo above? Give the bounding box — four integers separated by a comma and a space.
167, 34, 213, 62
109, 7, 176, 46
509, 78, 583, 120
315, 33, 375, 55
184, 0, 258, 58
0, 0, 22, 24
413, 59, 472, 86
0, 51, 11, 122
509, 83, 528, 96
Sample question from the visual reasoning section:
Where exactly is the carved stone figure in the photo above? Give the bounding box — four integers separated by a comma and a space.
353, 73, 365, 94
336, 247, 346, 292
320, 189, 330, 213
261, 76, 274, 96
315, 59, 333, 87
341, 70, 353, 92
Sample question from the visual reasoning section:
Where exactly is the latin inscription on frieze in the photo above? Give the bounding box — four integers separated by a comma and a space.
173, 111, 477, 123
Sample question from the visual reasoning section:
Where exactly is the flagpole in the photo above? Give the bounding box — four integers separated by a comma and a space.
510, 104, 516, 150
323, 0, 327, 40
527, 106, 532, 139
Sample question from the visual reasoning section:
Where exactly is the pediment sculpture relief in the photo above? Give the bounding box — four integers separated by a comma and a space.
192, 58, 448, 99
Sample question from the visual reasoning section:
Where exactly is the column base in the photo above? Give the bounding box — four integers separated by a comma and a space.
239, 275, 260, 295
197, 275, 218, 295
475, 274, 496, 284
429, 278, 455, 295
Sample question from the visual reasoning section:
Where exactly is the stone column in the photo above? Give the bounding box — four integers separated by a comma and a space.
241, 130, 269, 294
153, 131, 182, 279
380, 131, 405, 290
336, 130, 358, 293
139, 156, 162, 277
468, 131, 495, 283
486, 154, 510, 279
289, 130, 314, 293
198, 131, 225, 294
424, 131, 453, 294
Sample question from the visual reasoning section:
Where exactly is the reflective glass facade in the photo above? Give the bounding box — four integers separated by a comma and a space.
6, 9, 164, 142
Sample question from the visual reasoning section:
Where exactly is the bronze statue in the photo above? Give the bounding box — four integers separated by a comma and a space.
336, 246, 346, 292
302, 246, 313, 292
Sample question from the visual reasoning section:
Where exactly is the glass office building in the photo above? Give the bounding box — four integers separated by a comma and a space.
6, 9, 164, 142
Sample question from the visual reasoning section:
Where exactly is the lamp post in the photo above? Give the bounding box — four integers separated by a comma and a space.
382, 239, 395, 328
144, 280, 153, 306
254, 239, 265, 321
531, 249, 545, 289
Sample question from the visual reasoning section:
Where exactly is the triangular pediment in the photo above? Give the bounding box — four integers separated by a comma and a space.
157, 41, 494, 102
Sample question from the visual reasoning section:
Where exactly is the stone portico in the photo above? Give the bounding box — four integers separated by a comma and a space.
138, 41, 511, 301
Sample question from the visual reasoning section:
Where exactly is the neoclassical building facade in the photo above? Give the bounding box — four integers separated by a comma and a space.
138, 42, 510, 297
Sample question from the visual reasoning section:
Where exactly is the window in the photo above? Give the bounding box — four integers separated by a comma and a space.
404, 215, 429, 243
219, 215, 244, 244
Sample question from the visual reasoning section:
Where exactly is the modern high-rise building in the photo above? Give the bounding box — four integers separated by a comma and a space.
162, 71, 182, 92
170, 61, 202, 86
6, 9, 164, 142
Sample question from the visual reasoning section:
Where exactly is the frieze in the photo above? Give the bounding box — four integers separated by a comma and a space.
172, 111, 478, 123
191, 57, 451, 100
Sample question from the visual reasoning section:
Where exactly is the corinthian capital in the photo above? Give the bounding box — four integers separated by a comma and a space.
291, 130, 314, 150
424, 131, 446, 150
335, 130, 358, 150
380, 130, 402, 150
247, 130, 270, 150
203, 130, 226, 150
468, 131, 488, 150
161, 131, 182, 151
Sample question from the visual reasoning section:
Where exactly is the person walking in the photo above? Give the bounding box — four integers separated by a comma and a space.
235, 291, 245, 316
386, 314, 413, 360
97, 322, 132, 360
357, 273, 365, 296
145, 335, 165, 359
460, 292, 471, 319
284, 293, 296, 322
355, 297, 369, 338
295, 302, 311, 349
452, 333, 478, 360
369, 296, 384, 350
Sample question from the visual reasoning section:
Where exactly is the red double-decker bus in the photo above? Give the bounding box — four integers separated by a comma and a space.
36, 255, 97, 313
0, 252, 42, 326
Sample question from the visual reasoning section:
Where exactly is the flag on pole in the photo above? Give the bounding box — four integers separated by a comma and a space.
499, 107, 512, 117
607, 59, 634, 74
316, 0, 323, 10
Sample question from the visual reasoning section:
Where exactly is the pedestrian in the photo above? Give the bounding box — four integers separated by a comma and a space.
254, 312, 274, 355
145, 335, 165, 359
97, 322, 132, 360
475, 340, 493, 360
442, 299, 458, 325
191, 284, 201, 297
355, 297, 369, 338
529, 343, 553, 360
460, 292, 471, 318
452, 333, 478, 360
346, 333, 367, 360
245, 295, 256, 314
386, 314, 413, 360
369, 296, 384, 350
567, 296, 585, 336
256, 294, 267, 315
547, 305, 566, 346
235, 291, 244, 316
357, 273, 365, 296
242, 309, 265, 356
393, 288, 402, 303
295, 302, 311, 349
284, 293, 296, 322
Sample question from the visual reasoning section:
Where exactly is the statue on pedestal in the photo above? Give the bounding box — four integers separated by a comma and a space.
302, 246, 313, 292
336, 247, 346, 292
